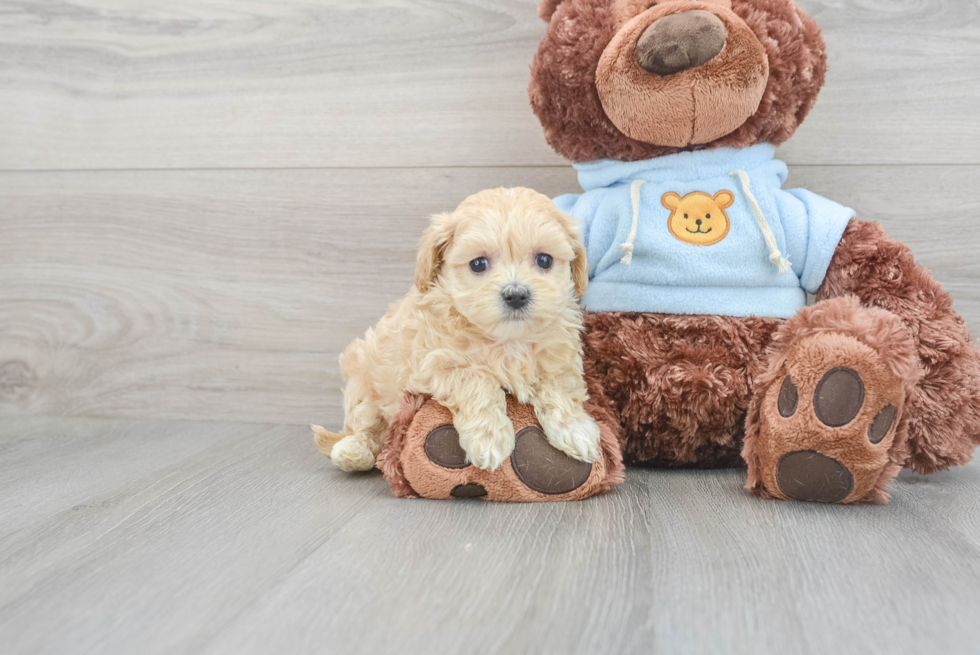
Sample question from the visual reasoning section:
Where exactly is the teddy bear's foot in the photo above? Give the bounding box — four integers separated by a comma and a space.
420, 422, 593, 499
744, 297, 920, 504
377, 394, 624, 501
753, 334, 905, 503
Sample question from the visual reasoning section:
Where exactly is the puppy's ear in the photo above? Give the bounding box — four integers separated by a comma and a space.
555, 209, 589, 298
571, 239, 589, 298
415, 212, 455, 293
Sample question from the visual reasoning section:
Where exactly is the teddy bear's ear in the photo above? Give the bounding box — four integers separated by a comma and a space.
661, 192, 682, 210
714, 190, 735, 209
415, 212, 455, 293
538, 0, 566, 21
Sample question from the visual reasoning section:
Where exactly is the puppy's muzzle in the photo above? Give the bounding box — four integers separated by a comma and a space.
501, 284, 531, 310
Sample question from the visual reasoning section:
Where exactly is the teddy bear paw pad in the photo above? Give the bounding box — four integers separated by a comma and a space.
511, 426, 593, 495
775, 449, 854, 503
450, 483, 488, 498
813, 367, 865, 427
424, 425, 468, 469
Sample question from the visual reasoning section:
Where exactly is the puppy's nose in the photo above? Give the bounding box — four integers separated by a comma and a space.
636, 10, 727, 76
502, 285, 531, 310
696, 219, 702, 226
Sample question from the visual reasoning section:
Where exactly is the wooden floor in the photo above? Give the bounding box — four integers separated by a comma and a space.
2, 416, 980, 655
2, 0, 980, 653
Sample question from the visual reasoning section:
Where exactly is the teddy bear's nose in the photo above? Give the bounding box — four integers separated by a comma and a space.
636, 10, 727, 76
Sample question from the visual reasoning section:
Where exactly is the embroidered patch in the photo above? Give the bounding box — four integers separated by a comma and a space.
662, 190, 734, 246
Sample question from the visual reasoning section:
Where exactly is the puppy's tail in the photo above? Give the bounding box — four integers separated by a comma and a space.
311, 425, 345, 458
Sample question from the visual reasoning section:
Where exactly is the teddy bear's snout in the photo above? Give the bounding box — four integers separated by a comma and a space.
636, 10, 727, 76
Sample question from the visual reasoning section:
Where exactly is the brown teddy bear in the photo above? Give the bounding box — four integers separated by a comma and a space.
528, 0, 980, 503
373, 0, 980, 503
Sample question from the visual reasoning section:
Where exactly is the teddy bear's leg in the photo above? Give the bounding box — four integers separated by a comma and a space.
816, 220, 980, 475
377, 392, 624, 501
745, 220, 980, 503
744, 297, 917, 503
582, 312, 783, 467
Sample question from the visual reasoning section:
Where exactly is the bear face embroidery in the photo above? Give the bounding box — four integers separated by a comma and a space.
662, 190, 734, 246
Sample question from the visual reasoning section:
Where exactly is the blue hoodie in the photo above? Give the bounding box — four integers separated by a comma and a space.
554, 144, 855, 319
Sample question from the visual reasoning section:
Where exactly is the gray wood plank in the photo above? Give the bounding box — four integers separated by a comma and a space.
0, 0, 978, 170
210, 465, 980, 655
0, 416, 390, 655
2, 165, 978, 425
0, 416, 268, 536
0, 416, 978, 655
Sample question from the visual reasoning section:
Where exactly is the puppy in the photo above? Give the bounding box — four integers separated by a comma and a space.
313, 187, 601, 472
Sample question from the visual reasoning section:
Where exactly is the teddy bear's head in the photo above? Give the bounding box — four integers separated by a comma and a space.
529, 0, 826, 162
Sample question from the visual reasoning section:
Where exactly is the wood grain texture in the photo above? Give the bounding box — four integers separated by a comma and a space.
1, 416, 979, 655
2, 165, 978, 426
1, 0, 978, 170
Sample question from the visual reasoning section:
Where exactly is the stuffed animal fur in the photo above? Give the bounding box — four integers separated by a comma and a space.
528, 0, 980, 503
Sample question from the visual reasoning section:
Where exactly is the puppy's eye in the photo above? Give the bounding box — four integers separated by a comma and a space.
535, 253, 554, 270
684, 214, 689, 218
706, 214, 711, 219
469, 257, 489, 273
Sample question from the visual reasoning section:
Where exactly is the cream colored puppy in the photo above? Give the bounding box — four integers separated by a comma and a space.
314, 187, 601, 472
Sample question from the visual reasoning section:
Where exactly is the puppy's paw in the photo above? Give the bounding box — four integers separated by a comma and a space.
540, 414, 601, 463
458, 419, 516, 471
330, 437, 376, 472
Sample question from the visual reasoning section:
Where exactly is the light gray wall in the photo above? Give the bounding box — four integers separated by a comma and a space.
2, 0, 978, 427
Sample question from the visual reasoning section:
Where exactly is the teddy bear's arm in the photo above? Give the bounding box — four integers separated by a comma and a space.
816, 219, 980, 473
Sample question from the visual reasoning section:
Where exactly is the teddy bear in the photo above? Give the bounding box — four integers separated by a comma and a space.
527, 0, 980, 502
369, 0, 980, 503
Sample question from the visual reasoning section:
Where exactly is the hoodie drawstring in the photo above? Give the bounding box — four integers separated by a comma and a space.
728, 169, 792, 274
620, 179, 647, 265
